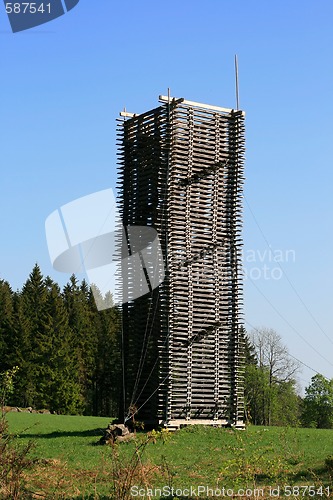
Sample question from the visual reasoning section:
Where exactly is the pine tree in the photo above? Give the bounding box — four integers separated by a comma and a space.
92, 299, 121, 416
63, 276, 98, 413
14, 264, 48, 407
43, 278, 83, 413
0, 280, 14, 373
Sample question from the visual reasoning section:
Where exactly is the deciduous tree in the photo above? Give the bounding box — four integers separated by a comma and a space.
302, 374, 333, 429
244, 327, 300, 426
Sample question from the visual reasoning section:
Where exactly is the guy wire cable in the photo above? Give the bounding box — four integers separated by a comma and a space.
245, 196, 333, 347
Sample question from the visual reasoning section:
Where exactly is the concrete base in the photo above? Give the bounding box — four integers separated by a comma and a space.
161, 418, 245, 430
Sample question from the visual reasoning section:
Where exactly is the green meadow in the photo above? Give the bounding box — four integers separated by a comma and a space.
4, 413, 333, 499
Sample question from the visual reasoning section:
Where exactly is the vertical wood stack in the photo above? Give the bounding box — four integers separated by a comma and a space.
117, 96, 245, 428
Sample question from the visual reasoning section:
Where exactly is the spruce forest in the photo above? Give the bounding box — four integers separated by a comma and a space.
0, 264, 121, 417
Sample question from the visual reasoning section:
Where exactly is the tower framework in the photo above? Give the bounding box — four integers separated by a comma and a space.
117, 96, 245, 428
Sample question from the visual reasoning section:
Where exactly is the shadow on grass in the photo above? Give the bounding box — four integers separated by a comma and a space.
16, 428, 105, 439
253, 465, 333, 487
286, 465, 333, 483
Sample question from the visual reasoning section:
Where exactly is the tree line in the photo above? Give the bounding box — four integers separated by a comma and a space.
1, 264, 332, 427
0, 264, 121, 416
242, 327, 333, 428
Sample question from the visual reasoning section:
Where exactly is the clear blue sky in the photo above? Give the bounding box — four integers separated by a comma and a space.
1, 0, 332, 389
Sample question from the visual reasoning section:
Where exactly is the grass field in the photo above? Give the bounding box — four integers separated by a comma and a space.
4, 413, 333, 499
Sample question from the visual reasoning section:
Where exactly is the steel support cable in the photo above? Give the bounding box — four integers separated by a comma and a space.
117, 116, 143, 419
131, 224, 244, 411
244, 319, 330, 381
130, 101, 193, 416
124, 159, 159, 415
120, 112, 158, 413
120, 303, 126, 421
130, 287, 165, 409
64, 194, 119, 281
128, 293, 154, 413
126, 101, 173, 418
130, 243, 233, 408
247, 276, 333, 368
245, 196, 333, 347
129, 98, 193, 420
125, 314, 221, 424
129, 107, 172, 412
128, 283, 161, 415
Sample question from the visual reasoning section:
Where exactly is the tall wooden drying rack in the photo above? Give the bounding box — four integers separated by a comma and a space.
117, 95, 245, 429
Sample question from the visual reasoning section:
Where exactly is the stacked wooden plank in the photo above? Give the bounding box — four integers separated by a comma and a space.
117, 97, 245, 428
